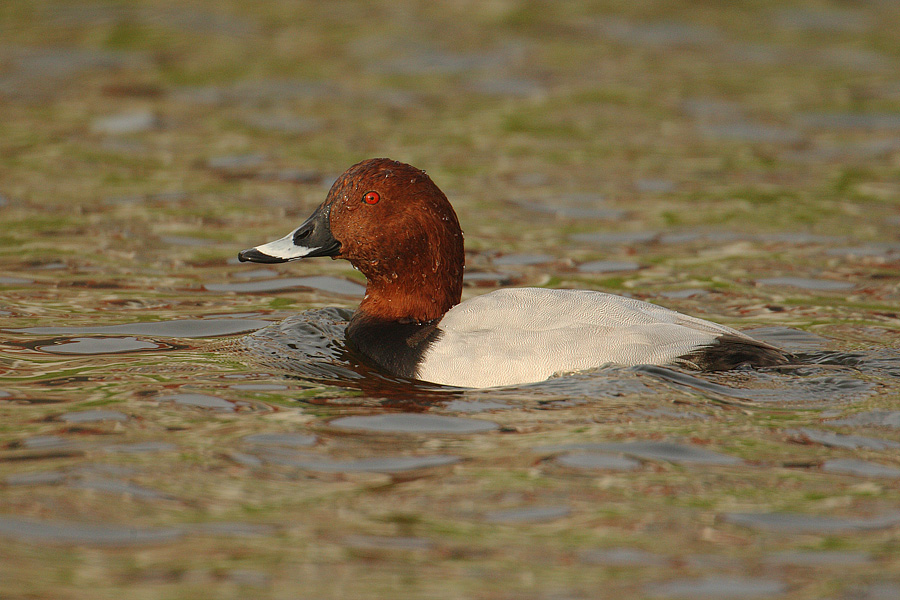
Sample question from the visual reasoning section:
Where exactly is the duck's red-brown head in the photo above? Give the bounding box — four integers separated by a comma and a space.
239, 158, 465, 323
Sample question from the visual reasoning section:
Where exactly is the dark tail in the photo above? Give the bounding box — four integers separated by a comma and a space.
675, 334, 793, 371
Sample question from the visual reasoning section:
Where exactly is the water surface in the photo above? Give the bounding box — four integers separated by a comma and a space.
3, 1, 900, 598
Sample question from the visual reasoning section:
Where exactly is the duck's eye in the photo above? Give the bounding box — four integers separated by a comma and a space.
363, 191, 380, 205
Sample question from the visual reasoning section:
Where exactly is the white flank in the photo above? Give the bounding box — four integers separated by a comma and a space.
417, 288, 755, 388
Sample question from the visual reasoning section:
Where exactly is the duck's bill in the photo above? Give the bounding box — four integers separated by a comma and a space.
238, 204, 340, 264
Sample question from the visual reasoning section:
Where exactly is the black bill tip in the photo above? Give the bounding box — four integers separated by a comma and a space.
237, 248, 289, 264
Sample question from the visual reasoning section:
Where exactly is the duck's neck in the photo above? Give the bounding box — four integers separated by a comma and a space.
354, 268, 462, 325
346, 206, 465, 326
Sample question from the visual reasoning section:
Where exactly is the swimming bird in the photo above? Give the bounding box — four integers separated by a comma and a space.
239, 158, 789, 388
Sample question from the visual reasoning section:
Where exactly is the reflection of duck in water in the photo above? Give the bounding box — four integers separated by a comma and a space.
240, 158, 789, 388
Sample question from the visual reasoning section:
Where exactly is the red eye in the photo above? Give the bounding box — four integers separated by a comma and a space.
364, 191, 380, 205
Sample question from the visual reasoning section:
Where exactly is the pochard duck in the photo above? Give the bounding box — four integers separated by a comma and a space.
239, 158, 788, 388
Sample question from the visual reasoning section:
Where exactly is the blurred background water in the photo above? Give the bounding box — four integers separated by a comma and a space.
2, 1, 900, 598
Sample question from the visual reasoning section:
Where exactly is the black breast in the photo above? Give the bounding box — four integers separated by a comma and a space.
345, 317, 443, 379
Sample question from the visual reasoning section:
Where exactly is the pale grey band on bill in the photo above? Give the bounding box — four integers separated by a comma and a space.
251, 229, 316, 261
